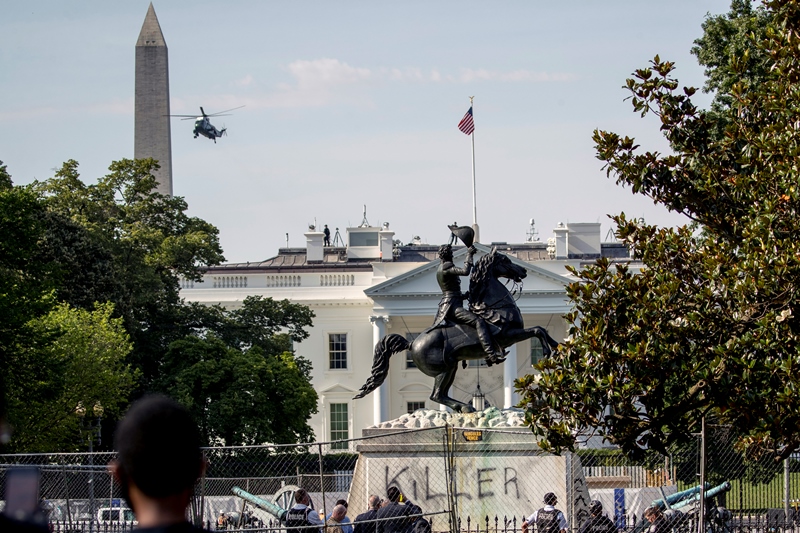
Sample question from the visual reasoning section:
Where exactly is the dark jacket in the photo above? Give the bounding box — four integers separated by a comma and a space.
578, 515, 616, 533
353, 509, 378, 533
375, 502, 415, 533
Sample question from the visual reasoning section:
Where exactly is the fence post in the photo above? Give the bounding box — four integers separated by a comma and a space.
318, 443, 327, 522
698, 416, 706, 533
785, 457, 791, 525
62, 466, 74, 532
445, 424, 458, 533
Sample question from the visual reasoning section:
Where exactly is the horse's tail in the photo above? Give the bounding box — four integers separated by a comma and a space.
353, 334, 410, 400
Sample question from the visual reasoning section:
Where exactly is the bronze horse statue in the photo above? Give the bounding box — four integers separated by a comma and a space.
354, 248, 560, 413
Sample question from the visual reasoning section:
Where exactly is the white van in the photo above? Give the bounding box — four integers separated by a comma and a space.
97, 507, 136, 524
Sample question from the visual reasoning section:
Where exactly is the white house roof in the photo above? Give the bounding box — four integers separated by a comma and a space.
365, 243, 571, 299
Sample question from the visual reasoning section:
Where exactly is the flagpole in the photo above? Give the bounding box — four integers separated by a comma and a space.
469, 96, 479, 243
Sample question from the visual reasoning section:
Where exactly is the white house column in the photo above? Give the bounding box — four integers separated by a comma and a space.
503, 344, 518, 408
370, 315, 390, 424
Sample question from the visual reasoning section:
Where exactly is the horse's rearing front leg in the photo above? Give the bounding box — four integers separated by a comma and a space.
532, 326, 560, 356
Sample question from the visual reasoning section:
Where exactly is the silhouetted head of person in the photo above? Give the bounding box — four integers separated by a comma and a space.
368, 495, 381, 510
294, 488, 311, 505
589, 500, 602, 516
332, 505, 347, 521
387, 487, 402, 503
113, 395, 203, 503
543, 492, 558, 506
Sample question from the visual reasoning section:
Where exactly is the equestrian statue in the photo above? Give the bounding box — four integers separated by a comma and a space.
354, 226, 560, 413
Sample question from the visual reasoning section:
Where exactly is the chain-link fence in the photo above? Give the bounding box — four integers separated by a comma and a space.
1, 424, 798, 533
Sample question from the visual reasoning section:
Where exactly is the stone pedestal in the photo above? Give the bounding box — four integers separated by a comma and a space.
348, 408, 590, 526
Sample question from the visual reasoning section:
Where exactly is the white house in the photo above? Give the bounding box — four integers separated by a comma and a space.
180, 221, 631, 447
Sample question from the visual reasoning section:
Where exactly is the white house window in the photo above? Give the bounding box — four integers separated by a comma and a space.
407, 401, 426, 413
350, 232, 379, 246
329, 333, 347, 369
531, 337, 545, 367
330, 403, 348, 449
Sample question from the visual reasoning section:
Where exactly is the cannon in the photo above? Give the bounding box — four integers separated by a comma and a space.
632, 482, 732, 533
649, 482, 731, 511
231, 486, 288, 522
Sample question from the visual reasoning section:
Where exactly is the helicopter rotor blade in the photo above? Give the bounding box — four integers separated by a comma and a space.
206, 105, 245, 117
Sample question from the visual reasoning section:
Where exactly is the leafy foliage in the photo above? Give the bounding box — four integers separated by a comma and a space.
0, 170, 58, 435
6, 303, 137, 452
34, 158, 226, 388
1, 158, 319, 451
692, 0, 773, 111
153, 296, 318, 446
518, 0, 800, 461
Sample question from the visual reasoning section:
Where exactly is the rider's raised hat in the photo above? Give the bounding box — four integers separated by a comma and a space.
448, 225, 475, 247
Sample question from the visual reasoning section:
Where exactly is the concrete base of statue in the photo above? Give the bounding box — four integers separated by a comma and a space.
347, 407, 590, 527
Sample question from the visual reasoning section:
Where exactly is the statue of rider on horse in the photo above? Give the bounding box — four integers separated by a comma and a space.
428, 227, 506, 365
354, 225, 559, 413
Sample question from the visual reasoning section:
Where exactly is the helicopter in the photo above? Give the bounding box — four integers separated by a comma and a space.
168, 106, 244, 142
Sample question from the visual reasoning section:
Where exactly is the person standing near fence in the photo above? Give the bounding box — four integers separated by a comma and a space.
643, 506, 668, 533
326, 505, 348, 533
109, 394, 209, 533
376, 487, 417, 533
326, 499, 353, 533
578, 501, 616, 533
285, 488, 324, 533
522, 492, 568, 533
354, 495, 381, 533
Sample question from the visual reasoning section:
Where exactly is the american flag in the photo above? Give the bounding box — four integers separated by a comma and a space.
458, 107, 475, 135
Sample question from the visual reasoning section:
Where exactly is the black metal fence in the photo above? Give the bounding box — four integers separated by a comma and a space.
2, 424, 798, 533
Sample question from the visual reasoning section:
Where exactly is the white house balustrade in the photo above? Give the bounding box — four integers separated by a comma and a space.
320, 274, 355, 286
265, 275, 301, 287
179, 279, 195, 289
213, 276, 248, 288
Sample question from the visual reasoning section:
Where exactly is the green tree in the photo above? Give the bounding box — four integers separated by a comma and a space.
0, 165, 58, 442
2, 158, 320, 450
35, 158, 226, 387
518, 0, 800, 461
692, 0, 773, 111
6, 302, 138, 452
154, 296, 318, 446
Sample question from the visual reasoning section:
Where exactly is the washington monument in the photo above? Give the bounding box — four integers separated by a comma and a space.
135, 3, 173, 196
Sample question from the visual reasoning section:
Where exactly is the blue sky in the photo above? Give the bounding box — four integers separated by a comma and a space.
1, 1, 732, 262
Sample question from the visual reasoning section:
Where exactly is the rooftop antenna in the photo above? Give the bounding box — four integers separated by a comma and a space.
526, 218, 540, 242
285, 233, 289, 248
604, 226, 618, 242
360, 205, 370, 227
